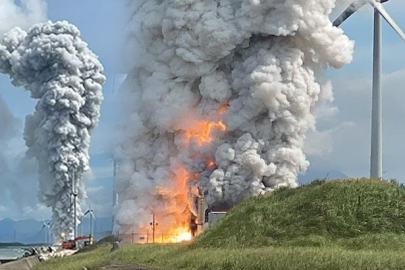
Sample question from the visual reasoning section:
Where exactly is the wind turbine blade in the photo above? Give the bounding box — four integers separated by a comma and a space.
370, 0, 405, 43
333, 0, 368, 27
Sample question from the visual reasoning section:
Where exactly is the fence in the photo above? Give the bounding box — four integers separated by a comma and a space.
115, 231, 192, 244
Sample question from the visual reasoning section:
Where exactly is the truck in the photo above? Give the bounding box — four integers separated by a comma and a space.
62, 235, 93, 249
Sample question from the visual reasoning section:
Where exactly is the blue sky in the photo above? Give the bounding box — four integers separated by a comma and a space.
318, 1, 405, 180
1, 0, 405, 220
0, 0, 126, 220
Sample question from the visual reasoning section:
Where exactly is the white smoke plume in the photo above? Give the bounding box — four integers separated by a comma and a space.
0, 95, 19, 189
114, 0, 354, 238
0, 21, 106, 237
0, 0, 47, 37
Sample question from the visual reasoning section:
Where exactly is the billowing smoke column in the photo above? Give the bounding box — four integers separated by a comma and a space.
0, 0, 46, 37
114, 0, 354, 241
0, 21, 106, 237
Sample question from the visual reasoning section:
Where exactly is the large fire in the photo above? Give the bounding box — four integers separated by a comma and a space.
165, 226, 193, 243
134, 167, 193, 244
134, 108, 227, 244
185, 120, 226, 144
159, 167, 193, 243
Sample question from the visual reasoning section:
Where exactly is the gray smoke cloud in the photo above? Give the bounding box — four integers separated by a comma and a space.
114, 0, 354, 238
0, 21, 106, 237
0, 95, 19, 188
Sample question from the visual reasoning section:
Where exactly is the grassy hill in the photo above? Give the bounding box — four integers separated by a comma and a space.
35, 178, 405, 270
194, 178, 405, 248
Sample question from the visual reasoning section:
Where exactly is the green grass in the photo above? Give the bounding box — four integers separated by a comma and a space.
35, 242, 405, 270
194, 178, 405, 248
35, 179, 405, 270
34, 245, 111, 270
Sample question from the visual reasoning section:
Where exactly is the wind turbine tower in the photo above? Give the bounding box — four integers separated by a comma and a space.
84, 207, 96, 244
334, 0, 405, 179
71, 172, 78, 239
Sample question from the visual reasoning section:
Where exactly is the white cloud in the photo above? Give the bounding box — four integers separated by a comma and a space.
305, 121, 355, 156
308, 69, 405, 180
22, 203, 51, 220
0, 0, 47, 223
84, 185, 112, 218
0, 0, 47, 37
85, 165, 113, 181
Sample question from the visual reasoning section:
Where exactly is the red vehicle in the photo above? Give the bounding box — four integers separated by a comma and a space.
62, 235, 93, 249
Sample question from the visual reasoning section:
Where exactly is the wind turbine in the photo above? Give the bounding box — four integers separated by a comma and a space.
40, 220, 52, 244
83, 206, 96, 243
334, 0, 405, 179
71, 172, 78, 239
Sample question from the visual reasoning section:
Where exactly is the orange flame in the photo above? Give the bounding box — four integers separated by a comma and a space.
218, 104, 228, 115
185, 121, 226, 144
135, 167, 193, 244
134, 108, 228, 244
162, 226, 193, 243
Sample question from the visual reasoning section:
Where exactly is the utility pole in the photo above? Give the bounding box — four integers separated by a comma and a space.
371, 1, 383, 179
152, 214, 155, 243
150, 214, 158, 243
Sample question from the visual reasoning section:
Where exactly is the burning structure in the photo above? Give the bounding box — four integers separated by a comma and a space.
0, 21, 106, 238
113, 0, 354, 243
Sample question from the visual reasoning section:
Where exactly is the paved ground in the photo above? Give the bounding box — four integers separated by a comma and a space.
0, 256, 39, 270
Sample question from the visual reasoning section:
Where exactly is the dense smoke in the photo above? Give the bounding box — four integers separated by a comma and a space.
0, 95, 19, 190
114, 0, 354, 237
0, 21, 106, 236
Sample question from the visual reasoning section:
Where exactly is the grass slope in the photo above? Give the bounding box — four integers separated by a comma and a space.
35, 179, 405, 270
194, 178, 405, 248
35, 244, 405, 270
